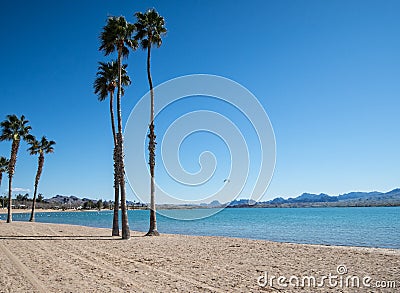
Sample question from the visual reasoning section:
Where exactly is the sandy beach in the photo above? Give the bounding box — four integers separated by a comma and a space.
0, 208, 67, 214
0, 209, 107, 215
0, 222, 398, 292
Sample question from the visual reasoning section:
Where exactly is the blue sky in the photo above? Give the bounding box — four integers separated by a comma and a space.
0, 0, 399, 202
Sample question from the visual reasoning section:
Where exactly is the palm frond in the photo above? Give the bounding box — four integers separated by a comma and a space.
99, 16, 136, 58
27, 137, 40, 155
28, 136, 56, 155
94, 60, 130, 100
0, 156, 9, 172
134, 8, 167, 50
0, 115, 32, 141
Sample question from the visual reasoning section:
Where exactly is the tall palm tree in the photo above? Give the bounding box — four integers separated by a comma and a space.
0, 156, 9, 192
27, 136, 55, 222
94, 60, 131, 236
0, 115, 33, 223
99, 16, 137, 240
134, 9, 167, 236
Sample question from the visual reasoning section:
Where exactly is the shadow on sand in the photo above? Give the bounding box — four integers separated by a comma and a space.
0, 235, 144, 241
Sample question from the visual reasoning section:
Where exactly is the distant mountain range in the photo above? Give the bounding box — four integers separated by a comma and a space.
227, 188, 400, 208
45, 188, 400, 209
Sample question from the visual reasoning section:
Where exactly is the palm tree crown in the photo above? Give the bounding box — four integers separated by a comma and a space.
0, 157, 9, 173
94, 61, 131, 101
99, 16, 137, 56
0, 114, 33, 142
134, 9, 167, 49
0, 156, 8, 196
28, 136, 56, 156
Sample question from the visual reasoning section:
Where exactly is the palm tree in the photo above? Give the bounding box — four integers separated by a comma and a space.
94, 60, 131, 236
134, 9, 167, 236
0, 115, 33, 223
99, 16, 137, 239
0, 156, 9, 193
27, 136, 55, 222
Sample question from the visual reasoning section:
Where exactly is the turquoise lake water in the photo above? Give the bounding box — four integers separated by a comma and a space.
1, 207, 399, 249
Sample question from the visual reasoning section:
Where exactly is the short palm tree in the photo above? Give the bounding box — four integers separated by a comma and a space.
0, 156, 9, 192
28, 136, 55, 222
99, 16, 137, 239
94, 60, 131, 236
0, 114, 33, 223
134, 8, 167, 236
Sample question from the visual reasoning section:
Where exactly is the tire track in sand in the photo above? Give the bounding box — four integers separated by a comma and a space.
28, 224, 143, 292
46, 225, 226, 292
0, 242, 47, 293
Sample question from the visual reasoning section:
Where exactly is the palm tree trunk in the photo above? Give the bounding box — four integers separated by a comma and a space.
30, 154, 44, 222
7, 175, 12, 223
112, 146, 120, 236
110, 90, 120, 236
7, 139, 19, 223
117, 47, 130, 240
109, 91, 117, 147
0, 172, 3, 209
146, 42, 159, 236
118, 133, 129, 240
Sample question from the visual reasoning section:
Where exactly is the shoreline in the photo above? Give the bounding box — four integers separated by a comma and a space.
0, 208, 110, 214
1, 204, 400, 215
1, 208, 399, 251
0, 222, 399, 292
1, 218, 399, 253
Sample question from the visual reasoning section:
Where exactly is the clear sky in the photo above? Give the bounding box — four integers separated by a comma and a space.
0, 0, 399, 203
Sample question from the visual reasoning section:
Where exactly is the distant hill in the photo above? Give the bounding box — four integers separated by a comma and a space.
45, 195, 144, 209
45, 195, 110, 207
228, 199, 257, 206
254, 188, 400, 208
46, 195, 86, 205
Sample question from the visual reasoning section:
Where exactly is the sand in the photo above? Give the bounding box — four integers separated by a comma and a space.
0, 222, 398, 292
